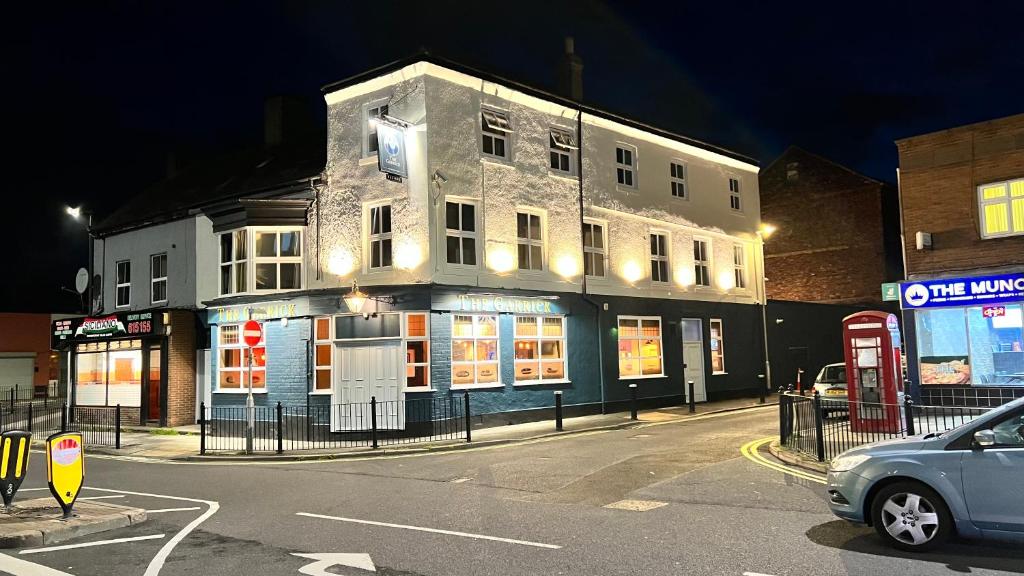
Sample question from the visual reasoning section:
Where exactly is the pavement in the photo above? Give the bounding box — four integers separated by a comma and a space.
0, 497, 147, 548
4, 405, 1021, 576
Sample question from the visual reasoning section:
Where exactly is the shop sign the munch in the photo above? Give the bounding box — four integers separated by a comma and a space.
900, 272, 1024, 309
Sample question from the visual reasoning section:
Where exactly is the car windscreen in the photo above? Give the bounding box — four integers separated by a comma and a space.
824, 365, 846, 383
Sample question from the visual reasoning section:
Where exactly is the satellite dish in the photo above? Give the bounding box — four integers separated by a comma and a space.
75, 268, 89, 294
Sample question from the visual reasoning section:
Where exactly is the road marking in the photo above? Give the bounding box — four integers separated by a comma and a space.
743, 572, 777, 576
603, 499, 668, 512
79, 495, 125, 500
449, 477, 472, 483
740, 438, 827, 485
146, 507, 202, 514
0, 552, 74, 575
296, 512, 562, 550
20, 534, 165, 554
85, 487, 220, 576
292, 552, 376, 574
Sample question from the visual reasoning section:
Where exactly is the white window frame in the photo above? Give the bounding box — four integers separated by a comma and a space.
670, 161, 687, 199
311, 317, 333, 395
445, 199, 479, 268
549, 127, 577, 175
710, 318, 726, 374
150, 253, 167, 305
481, 108, 512, 161
366, 202, 393, 271
615, 144, 637, 188
693, 237, 711, 287
729, 177, 742, 211
219, 229, 248, 296
115, 260, 130, 308
516, 208, 545, 272
978, 178, 1024, 239
403, 312, 431, 391
513, 315, 568, 385
252, 227, 304, 292
582, 219, 607, 279
649, 231, 670, 284
362, 99, 389, 158
215, 324, 267, 393
733, 244, 747, 289
450, 314, 501, 389
617, 316, 664, 379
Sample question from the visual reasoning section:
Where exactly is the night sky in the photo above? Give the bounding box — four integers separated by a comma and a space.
7, 1, 1022, 313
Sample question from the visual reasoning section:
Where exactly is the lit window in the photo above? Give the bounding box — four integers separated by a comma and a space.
451, 314, 499, 388
583, 220, 606, 278
517, 211, 544, 271
364, 101, 389, 157
218, 324, 266, 391
445, 201, 477, 266
650, 233, 669, 283
670, 162, 687, 199
514, 316, 566, 382
115, 260, 131, 307
693, 239, 711, 287
150, 253, 167, 304
733, 245, 746, 289
254, 229, 303, 291
313, 317, 332, 392
617, 317, 663, 378
710, 319, 725, 373
219, 230, 248, 295
616, 145, 636, 187
978, 178, 1024, 239
549, 128, 576, 174
405, 313, 430, 389
729, 178, 742, 211
368, 204, 393, 269
481, 109, 512, 160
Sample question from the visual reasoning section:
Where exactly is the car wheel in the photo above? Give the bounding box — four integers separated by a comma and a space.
870, 481, 952, 552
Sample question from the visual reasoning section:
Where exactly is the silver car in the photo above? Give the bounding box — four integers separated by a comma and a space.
826, 397, 1024, 551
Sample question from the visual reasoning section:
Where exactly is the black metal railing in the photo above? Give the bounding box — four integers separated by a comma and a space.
779, 391, 991, 462
200, 394, 471, 455
0, 402, 122, 448
0, 384, 65, 409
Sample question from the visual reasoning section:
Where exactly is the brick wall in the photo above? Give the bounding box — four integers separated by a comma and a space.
166, 310, 197, 426
0, 313, 57, 387
760, 147, 897, 304
896, 113, 1024, 277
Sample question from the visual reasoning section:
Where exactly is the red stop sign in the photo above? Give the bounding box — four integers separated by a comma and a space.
242, 320, 263, 347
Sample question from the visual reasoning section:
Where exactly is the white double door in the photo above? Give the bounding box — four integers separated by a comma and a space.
332, 341, 404, 431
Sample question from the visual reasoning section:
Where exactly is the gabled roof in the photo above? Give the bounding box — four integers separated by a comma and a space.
321, 52, 759, 167
762, 145, 891, 187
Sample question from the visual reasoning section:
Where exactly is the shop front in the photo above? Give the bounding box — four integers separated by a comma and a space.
901, 272, 1024, 406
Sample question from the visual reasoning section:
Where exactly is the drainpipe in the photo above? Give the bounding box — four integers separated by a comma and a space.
576, 108, 607, 414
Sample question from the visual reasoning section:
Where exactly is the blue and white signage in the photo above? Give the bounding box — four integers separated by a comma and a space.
376, 123, 408, 179
900, 272, 1024, 309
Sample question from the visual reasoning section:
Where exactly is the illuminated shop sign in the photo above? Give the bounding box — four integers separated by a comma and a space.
51, 312, 162, 348
900, 272, 1024, 309
434, 293, 563, 315
376, 123, 408, 179
210, 301, 305, 324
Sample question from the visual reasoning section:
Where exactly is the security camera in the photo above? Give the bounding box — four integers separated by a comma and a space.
432, 170, 448, 184
775, 318, 785, 325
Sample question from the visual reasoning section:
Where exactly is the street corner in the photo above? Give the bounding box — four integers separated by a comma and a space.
0, 497, 147, 549
766, 439, 828, 475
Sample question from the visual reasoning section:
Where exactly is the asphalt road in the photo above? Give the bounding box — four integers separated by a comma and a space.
4, 406, 1022, 576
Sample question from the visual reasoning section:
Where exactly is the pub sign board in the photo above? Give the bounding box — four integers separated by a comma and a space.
51, 311, 164, 348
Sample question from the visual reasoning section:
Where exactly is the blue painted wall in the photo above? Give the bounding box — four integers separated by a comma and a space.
211, 317, 311, 408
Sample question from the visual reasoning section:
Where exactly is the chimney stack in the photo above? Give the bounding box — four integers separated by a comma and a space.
558, 37, 583, 101
263, 95, 311, 150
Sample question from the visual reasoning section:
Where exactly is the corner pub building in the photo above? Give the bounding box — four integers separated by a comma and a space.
205, 53, 771, 428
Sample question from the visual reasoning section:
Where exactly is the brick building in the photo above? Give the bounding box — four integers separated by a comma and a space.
760, 147, 902, 305
1, 313, 64, 397
896, 113, 1024, 405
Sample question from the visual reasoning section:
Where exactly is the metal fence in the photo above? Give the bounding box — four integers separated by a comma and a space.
0, 383, 64, 408
779, 392, 991, 462
200, 394, 471, 454
0, 402, 122, 448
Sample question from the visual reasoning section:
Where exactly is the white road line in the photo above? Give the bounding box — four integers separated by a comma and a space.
296, 512, 562, 550
79, 495, 125, 500
85, 487, 220, 576
145, 507, 201, 514
0, 552, 74, 575
20, 534, 166, 554
17, 487, 50, 492
743, 572, 777, 576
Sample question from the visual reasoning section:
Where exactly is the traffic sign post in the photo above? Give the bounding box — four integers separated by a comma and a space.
242, 320, 263, 455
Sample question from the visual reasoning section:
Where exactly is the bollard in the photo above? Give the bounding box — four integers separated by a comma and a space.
199, 401, 206, 456
687, 380, 696, 414
629, 383, 638, 420
463, 392, 472, 443
115, 404, 121, 449
813, 390, 826, 462
61, 402, 68, 432
757, 374, 766, 404
903, 396, 915, 436
370, 397, 379, 449
27, 402, 33, 433
554, 391, 563, 431
276, 402, 284, 454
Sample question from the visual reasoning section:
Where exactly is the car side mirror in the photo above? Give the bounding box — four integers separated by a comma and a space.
973, 429, 996, 448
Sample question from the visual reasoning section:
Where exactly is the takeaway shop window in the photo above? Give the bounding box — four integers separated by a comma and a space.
916, 305, 1024, 386
514, 316, 566, 383
618, 317, 663, 378
313, 317, 332, 392
74, 339, 142, 407
218, 324, 266, 391
405, 313, 430, 389
451, 314, 499, 388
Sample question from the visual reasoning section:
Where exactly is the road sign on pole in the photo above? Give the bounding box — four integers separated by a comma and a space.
242, 320, 262, 455
1, 431, 31, 510
46, 432, 84, 518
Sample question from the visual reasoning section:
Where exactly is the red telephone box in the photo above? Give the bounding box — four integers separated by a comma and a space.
842, 311, 904, 433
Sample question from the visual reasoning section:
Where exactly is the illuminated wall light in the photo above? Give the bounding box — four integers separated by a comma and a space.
393, 243, 423, 270
487, 247, 515, 273
327, 248, 355, 277
554, 254, 579, 279
622, 260, 643, 284
675, 266, 695, 287
717, 270, 736, 291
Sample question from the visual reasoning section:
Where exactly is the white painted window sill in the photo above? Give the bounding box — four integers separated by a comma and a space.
308, 390, 333, 396
513, 379, 571, 387
619, 374, 668, 381
213, 390, 268, 394
480, 156, 514, 168
403, 388, 437, 393
712, 372, 728, 376
358, 156, 378, 166
548, 171, 577, 181
451, 384, 505, 391
615, 185, 638, 194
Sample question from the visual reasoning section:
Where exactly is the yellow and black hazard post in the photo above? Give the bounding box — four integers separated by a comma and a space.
1, 430, 31, 510
46, 432, 85, 519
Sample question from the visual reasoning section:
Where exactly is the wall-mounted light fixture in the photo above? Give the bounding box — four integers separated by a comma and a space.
342, 280, 394, 315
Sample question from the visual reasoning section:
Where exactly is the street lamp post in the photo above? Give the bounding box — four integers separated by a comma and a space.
757, 224, 777, 395
65, 206, 94, 314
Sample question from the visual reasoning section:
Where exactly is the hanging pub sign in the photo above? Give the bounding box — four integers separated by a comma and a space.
1, 430, 32, 509
376, 122, 408, 179
900, 272, 1024, 309
51, 311, 164, 348
46, 432, 85, 518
